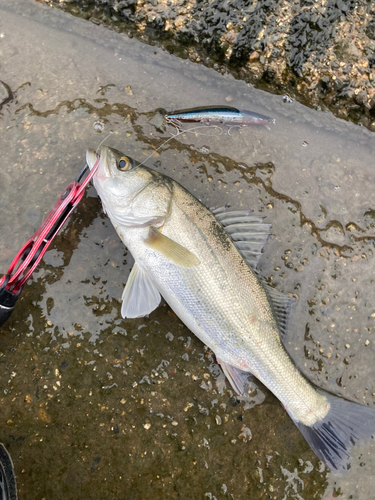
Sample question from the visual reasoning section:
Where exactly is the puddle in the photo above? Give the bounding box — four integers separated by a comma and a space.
0, 1, 375, 499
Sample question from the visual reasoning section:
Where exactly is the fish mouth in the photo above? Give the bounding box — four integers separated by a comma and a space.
85, 146, 111, 179
85, 148, 98, 171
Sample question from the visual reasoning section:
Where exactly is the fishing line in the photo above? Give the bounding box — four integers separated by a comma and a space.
171, 119, 244, 138
96, 131, 114, 154
138, 123, 223, 168
227, 125, 241, 136
93, 119, 224, 169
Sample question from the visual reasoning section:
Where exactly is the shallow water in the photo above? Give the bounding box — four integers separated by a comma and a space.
0, 0, 375, 498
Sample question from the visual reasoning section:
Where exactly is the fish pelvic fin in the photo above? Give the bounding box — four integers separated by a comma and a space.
217, 358, 253, 396
288, 392, 375, 474
121, 263, 161, 318
145, 227, 200, 268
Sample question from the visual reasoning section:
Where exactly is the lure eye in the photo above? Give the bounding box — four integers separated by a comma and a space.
117, 156, 132, 171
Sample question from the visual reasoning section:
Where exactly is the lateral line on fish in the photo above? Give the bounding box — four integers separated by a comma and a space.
216, 265, 323, 420
175, 207, 292, 378
245, 323, 328, 422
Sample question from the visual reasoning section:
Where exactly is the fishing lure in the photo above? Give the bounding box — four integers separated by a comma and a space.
165, 106, 275, 130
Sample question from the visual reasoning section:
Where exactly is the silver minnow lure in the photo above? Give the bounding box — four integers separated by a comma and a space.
86, 145, 375, 474
165, 106, 275, 130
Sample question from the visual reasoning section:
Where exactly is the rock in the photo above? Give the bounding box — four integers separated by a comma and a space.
354, 90, 368, 106
369, 96, 375, 117
118, 0, 137, 8
248, 51, 259, 62
262, 67, 276, 83
333, 78, 346, 91
366, 20, 375, 40
339, 86, 355, 99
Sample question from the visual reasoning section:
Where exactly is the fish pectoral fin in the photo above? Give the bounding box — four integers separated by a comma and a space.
217, 358, 253, 396
145, 226, 200, 268
121, 263, 161, 318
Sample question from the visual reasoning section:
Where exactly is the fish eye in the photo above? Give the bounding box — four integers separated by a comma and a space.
117, 156, 132, 171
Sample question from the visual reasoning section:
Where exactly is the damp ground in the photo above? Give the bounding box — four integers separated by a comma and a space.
0, 1, 375, 499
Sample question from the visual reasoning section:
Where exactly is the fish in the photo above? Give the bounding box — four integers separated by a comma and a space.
165, 106, 275, 130
86, 145, 375, 474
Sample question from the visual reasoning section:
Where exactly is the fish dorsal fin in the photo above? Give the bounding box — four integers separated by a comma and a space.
214, 210, 272, 269
213, 208, 294, 341
260, 280, 295, 341
145, 226, 200, 268
121, 263, 161, 318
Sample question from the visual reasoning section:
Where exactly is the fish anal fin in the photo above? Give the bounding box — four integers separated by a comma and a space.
121, 263, 161, 318
145, 226, 200, 268
217, 358, 253, 396
209, 204, 229, 214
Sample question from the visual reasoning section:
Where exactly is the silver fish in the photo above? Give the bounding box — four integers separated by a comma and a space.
86, 146, 375, 473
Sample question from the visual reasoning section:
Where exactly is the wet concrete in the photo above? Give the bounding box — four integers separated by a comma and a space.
0, 0, 375, 499
39, 0, 375, 132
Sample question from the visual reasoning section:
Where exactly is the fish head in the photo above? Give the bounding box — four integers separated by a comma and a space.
86, 146, 173, 228
86, 145, 142, 190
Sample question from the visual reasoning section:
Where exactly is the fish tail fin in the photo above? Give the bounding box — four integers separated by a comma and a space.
289, 393, 375, 474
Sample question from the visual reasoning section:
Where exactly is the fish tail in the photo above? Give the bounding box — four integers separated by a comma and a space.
288, 393, 375, 474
